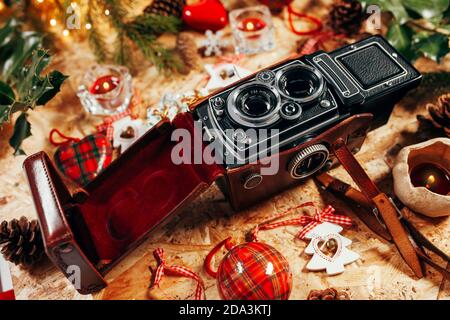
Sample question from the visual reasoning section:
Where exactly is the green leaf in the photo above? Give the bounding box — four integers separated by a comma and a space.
1, 32, 42, 83
387, 23, 416, 59
364, 0, 410, 24
403, 0, 450, 19
0, 105, 11, 123
0, 81, 15, 105
412, 32, 450, 62
9, 112, 31, 156
36, 71, 68, 106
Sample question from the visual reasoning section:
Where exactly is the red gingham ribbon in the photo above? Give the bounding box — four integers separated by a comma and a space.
96, 109, 131, 141
250, 202, 352, 241
149, 248, 206, 300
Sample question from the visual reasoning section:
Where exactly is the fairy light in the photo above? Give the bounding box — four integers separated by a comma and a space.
63, 29, 69, 37
49, 18, 57, 27
36, 0, 44, 3
104, 9, 110, 15
85, 23, 92, 30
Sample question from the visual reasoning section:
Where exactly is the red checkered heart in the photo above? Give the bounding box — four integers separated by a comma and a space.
53, 134, 112, 186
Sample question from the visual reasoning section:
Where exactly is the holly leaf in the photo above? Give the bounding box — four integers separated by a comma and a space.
0, 81, 15, 105
9, 112, 31, 156
363, 0, 410, 24
387, 23, 416, 59
403, 0, 450, 19
1, 31, 42, 83
412, 32, 450, 62
36, 71, 68, 106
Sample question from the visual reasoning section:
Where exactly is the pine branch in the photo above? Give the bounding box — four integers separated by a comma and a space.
87, 9, 109, 62
129, 14, 182, 35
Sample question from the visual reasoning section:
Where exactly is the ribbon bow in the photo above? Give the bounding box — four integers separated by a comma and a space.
250, 202, 353, 242
149, 248, 205, 300
296, 205, 352, 239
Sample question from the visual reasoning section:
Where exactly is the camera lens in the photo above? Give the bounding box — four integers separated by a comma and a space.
228, 83, 281, 128
236, 84, 278, 118
276, 64, 324, 103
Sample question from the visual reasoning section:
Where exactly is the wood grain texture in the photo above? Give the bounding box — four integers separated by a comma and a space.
0, 0, 449, 300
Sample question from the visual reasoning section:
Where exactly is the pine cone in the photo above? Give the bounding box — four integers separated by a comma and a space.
176, 32, 200, 74
329, 0, 364, 36
144, 0, 186, 18
307, 288, 350, 300
0, 217, 45, 267
426, 93, 450, 138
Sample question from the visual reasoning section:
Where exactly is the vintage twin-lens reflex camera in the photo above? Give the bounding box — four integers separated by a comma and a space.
194, 35, 422, 209
23, 35, 422, 294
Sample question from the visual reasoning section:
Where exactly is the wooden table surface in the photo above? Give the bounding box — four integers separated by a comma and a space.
0, 0, 449, 300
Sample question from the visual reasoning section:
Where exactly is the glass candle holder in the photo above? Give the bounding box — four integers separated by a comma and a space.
229, 5, 275, 55
77, 64, 132, 116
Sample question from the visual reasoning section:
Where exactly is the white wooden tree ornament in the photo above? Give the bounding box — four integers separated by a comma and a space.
303, 222, 360, 275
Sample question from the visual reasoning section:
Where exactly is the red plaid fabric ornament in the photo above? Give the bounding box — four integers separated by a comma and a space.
204, 237, 292, 300
50, 129, 113, 186
150, 248, 205, 300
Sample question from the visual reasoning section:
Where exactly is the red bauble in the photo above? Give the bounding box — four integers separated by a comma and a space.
205, 239, 292, 300
182, 0, 228, 32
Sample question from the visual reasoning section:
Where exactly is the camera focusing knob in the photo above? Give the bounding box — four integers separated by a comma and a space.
243, 173, 263, 189
256, 70, 275, 83
288, 144, 330, 180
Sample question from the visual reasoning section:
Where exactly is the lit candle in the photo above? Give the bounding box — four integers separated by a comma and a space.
410, 163, 450, 195
90, 75, 120, 95
238, 17, 267, 32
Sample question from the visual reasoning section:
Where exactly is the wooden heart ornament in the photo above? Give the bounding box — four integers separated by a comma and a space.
306, 234, 359, 275
53, 133, 112, 186
182, 0, 228, 32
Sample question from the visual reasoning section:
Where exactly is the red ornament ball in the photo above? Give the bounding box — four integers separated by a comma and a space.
216, 242, 292, 300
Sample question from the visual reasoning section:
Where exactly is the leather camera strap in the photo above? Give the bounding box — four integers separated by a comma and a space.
331, 138, 424, 278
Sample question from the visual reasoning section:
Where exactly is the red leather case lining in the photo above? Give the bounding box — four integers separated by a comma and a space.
23, 112, 224, 293
78, 112, 224, 262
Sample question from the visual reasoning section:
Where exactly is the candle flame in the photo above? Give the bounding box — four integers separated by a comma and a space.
425, 174, 436, 189
246, 21, 255, 31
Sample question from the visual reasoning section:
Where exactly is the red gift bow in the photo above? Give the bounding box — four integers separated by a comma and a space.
250, 202, 353, 241
149, 248, 206, 300
96, 109, 132, 141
